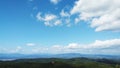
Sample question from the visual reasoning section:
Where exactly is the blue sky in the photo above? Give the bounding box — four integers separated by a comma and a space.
0, 0, 120, 55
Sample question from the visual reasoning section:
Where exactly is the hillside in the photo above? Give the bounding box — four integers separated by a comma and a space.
0, 58, 120, 68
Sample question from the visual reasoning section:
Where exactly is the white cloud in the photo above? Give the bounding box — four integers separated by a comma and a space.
32, 0, 120, 31
1, 39, 120, 54
7, 46, 22, 53
66, 43, 80, 49
74, 15, 81, 24
52, 45, 62, 49
36, 12, 43, 21
59, 9, 72, 27
71, 0, 120, 32
64, 39, 120, 49
87, 39, 120, 49
91, 9, 120, 32
53, 39, 120, 54
50, 0, 61, 4
44, 22, 52, 26
36, 13, 57, 22
26, 43, 36, 46
30, 39, 120, 54
60, 9, 70, 17
54, 20, 62, 26
36, 12, 62, 26
14, 46, 22, 52
44, 14, 57, 21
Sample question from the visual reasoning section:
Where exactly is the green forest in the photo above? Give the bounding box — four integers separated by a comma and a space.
0, 58, 120, 68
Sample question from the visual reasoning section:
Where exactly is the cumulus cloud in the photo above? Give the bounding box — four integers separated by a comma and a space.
50, 0, 61, 4
3, 46, 23, 53
54, 20, 62, 26
36, 12, 43, 21
36, 12, 62, 26
36, 12, 57, 21
50, 39, 120, 54
59, 9, 72, 27
13, 46, 22, 53
71, 0, 120, 32
28, 39, 120, 54
33, 0, 120, 32
91, 9, 120, 32
26, 43, 36, 46
44, 14, 57, 21
60, 9, 70, 17
1, 39, 120, 54
66, 43, 80, 49
87, 39, 120, 49
64, 39, 120, 49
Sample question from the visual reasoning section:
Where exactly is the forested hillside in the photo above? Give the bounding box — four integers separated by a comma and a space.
0, 58, 120, 68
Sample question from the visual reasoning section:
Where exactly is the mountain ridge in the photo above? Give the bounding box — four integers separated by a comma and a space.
0, 53, 120, 61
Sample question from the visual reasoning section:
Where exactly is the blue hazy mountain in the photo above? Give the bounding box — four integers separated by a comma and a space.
0, 53, 120, 61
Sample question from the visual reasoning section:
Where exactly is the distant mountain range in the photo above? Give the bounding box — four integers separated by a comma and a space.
0, 53, 120, 61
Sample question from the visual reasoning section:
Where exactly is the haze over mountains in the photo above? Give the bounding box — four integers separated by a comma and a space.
0, 53, 120, 61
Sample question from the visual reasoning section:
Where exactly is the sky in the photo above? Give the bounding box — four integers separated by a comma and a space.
0, 0, 120, 55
